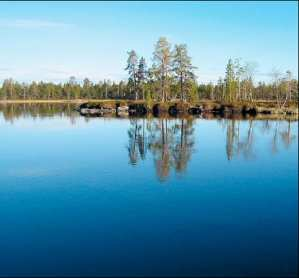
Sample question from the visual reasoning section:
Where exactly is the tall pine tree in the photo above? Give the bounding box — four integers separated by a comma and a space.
172, 44, 196, 101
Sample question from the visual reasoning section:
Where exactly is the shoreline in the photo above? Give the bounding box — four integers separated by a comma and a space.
0, 98, 297, 106
0, 99, 297, 121
0, 99, 298, 117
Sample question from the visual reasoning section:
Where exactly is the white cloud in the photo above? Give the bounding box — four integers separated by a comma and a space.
0, 19, 74, 29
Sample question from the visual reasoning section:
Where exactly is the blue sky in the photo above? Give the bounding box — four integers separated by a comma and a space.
0, 1, 297, 84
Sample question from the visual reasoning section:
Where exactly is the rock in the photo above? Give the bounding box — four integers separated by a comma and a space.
78, 102, 116, 116
168, 105, 178, 116
188, 106, 202, 115
117, 105, 129, 116
80, 108, 104, 116
128, 104, 147, 116
117, 105, 129, 112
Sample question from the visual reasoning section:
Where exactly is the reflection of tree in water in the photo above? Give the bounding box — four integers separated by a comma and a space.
223, 119, 296, 160
260, 120, 272, 135
280, 120, 296, 149
226, 120, 239, 160
0, 103, 79, 124
127, 119, 147, 165
149, 119, 174, 181
224, 119, 254, 160
237, 120, 255, 159
127, 118, 195, 181
271, 121, 280, 154
270, 121, 296, 153
172, 119, 195, 174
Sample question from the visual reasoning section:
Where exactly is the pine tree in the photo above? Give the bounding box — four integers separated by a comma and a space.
125, 50, 138, 100
225, 58, 236, 102
137, 57, 147, 100
172, 44, 196, 101
152, 37, 172, 102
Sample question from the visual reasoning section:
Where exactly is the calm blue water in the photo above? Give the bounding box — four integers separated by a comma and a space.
0, 105, 297, 276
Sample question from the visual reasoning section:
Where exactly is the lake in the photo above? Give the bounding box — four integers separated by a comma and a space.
0, 103, 297, 277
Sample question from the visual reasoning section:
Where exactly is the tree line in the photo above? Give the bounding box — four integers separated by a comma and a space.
0, 37, 297, 103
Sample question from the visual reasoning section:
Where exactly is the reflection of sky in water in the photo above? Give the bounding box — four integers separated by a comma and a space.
5, 165, 71, 178
7, 167, 54, 178
0, 105, 297, 276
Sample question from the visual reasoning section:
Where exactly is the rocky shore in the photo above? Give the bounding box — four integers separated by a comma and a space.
77, 100, 298, 118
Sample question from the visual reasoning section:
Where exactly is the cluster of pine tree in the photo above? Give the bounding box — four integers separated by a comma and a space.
0, 37, 297, 103
125, 37, 197, 102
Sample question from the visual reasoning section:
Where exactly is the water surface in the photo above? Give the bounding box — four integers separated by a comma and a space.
0, 104, 297, 276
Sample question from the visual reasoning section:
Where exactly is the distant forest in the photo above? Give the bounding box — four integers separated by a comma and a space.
0, 37, 298, 103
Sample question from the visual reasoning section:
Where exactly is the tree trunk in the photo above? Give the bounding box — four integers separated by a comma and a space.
180, 73, 183, 101
161, 75, 165, 102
